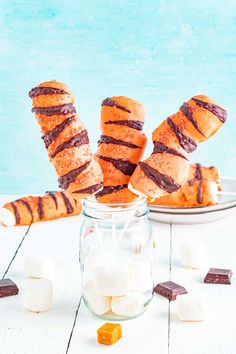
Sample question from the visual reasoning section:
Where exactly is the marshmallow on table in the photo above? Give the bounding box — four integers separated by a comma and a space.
23, 279, 53, 313
24, 257, 55, 279
127, 260, 153, 292
83, 280, 111, 315
111, 292, 145, 317
179, 239, 208, 269
94, 264, 129, 297
177, 293, 207, 322
0, 208, 15, 226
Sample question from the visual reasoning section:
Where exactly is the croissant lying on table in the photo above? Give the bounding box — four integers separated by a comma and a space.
0, 191, 82, 226
149, 164, 221, 208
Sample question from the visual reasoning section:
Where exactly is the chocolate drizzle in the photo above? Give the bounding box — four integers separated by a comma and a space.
194, 163, 202, 181
96, 184, 128, 197
42, 115, 76, 148
37, 197, 44, 220
194, 163, 203, 204
72, 182, 103, 195
192, 98, 227, 123
167, 118, 197, 153
102, 98, 131, 113
152, 141, 188, 160
139, 161, 181, 193
29, 86, 68, 98
51, 130, 89, 158
98, 135, 139, 149
17, 199, 33, 223
10, 202, 20, 224
32, 104, 76, 116
61, 192, 74, 214
98, 155, 137, 176
105, 120, 144, 131
58, 161, 90, 190
197, 180, 203, 204
180, 102, 205, 136
46, 192, 58, 209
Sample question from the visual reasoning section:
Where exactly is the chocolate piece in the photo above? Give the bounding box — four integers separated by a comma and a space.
51, 130, 89, 158
204, 268, 233, 284
0, 279, 19, 298
154, 281, 187, 301
29, 86, 68, 98
46, 192, 58, 209
152, 141, 188, 160
180, 102, 205, 136
96, 184, 128, 197
10, 202, 20, 224
192, 97, 227, 123
102, 98, 131, 113
139, 161, 181, 193
61, 192, 74, 214
58, 161, 90, 190
72, 182, 103, 195
98, 135, 139, 149
105, 120, 144, 131
37, 197, 44, 220
17, 199, 33, 223
97, 156, 137, 176
167, 117, 197, 153
42, 115, 76, 148
32, 104, 76, 116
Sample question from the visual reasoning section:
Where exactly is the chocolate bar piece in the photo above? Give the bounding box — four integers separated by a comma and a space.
0, 279, 19, 298
154, 281, 187, 301
204, 268, 233, 284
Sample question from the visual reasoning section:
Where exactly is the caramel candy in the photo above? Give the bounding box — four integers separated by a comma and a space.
97, 323, 122, 345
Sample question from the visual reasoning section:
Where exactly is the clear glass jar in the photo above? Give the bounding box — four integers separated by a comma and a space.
79, 196, 153, 320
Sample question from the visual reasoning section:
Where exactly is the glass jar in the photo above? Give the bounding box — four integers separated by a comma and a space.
79, 196, 153, 320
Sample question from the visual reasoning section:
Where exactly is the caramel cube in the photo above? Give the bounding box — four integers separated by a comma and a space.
97, 323, 122, 345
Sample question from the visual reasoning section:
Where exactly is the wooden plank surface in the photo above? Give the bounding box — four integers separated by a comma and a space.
68, 221, 170, 354
169, 215, 236, 354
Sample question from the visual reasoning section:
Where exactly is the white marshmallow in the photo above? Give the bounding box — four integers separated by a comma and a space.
179, 240, 208, 269
83, 280, 111, 315
84, 251, 112, 273
0, 208, 16, 226
209, 181, 218, 204
24, 257, 55, 279
127, 261, 153, 292
177, 293, 207, 322
23, 279, 53, 313
111, 292, 145, 317
94, 264, 129, 296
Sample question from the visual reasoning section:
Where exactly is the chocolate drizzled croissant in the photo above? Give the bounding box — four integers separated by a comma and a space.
29, 81, 103, 200
95, 96, 147, 203
129, 95, 227, 199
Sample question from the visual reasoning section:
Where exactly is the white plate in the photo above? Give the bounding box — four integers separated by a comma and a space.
148, 177, 236, 224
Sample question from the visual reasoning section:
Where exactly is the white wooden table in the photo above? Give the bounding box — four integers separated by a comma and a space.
0, 195, 235, 354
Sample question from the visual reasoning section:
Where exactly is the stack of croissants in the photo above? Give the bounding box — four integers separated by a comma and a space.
0, 81, 227, 226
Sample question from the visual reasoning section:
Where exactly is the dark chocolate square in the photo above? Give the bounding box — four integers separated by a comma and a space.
154, 281, 187, 301
0, 279, 19, 298
204, 268, 233, 284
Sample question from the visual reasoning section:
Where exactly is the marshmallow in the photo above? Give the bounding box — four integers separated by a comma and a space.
111, 292, 145, 317
94, 264, 129, 296
177, 293, 207, 322
23, 279, 53, 313
24, 257, 55, 279
84, 251, 112, 273
209, 181, 218, 204
179, 240, 208, 269
0, 208, 16, 226
83, 280, 111, 315
127, 261, 153, 292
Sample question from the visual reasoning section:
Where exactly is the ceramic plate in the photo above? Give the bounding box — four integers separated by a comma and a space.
148, 178, 236, 224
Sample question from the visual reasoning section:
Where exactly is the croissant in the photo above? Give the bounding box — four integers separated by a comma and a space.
149, 164, 221, 207
95, 97, 147, 203
0, 191, 82, 226
29, 81, 103, 200
129, 95, 226, 199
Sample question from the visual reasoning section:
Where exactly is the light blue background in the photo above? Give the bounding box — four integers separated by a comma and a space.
0, 0, 235, 194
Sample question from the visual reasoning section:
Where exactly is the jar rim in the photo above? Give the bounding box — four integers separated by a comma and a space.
83, 195, 147, 210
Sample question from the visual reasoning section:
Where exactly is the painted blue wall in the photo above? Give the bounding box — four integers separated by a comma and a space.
0, 0, 235, 194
